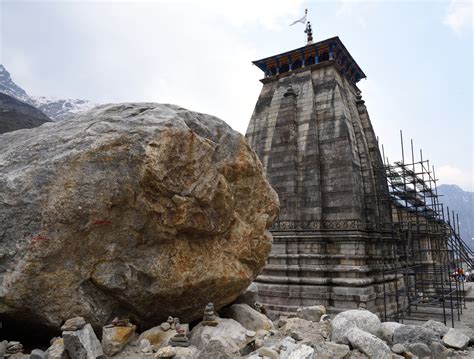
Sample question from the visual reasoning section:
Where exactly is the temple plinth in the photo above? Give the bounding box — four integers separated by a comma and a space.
245, 36, 402, 316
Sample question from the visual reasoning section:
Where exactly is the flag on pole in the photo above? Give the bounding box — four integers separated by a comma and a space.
289, 9, 307, 26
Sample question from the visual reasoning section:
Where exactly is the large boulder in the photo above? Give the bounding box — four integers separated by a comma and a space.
0, 103, 279, 331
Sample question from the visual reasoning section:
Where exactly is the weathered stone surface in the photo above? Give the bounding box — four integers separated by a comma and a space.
222, 304, 273, 332
189, 317, 249, 354
422, 320, 449, 337
442, 328, 470, 350
102, 324, 136, 356
0, 103, 279, 330
63, 323, 104, 358
393, 325, 440, 345
346, 327, 392, 359
45, 338, 68, 359
138, 326, 178, 348
331, 309, 381, 344
30, 349, 47, 359
296, 305, 326, 322
234, 283, 259, 306
313, 341, 350, 358
279, 317, 329, 345
379, 321, 404, 345
407, 342, 431, 358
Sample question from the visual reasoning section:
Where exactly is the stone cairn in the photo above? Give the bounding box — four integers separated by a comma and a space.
169, 318, 190, 347
201, 302, 218, 326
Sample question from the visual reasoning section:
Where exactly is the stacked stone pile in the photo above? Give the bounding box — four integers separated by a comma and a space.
6, 293, 474, 358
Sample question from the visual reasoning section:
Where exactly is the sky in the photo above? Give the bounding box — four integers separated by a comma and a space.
0, 0, 473, 190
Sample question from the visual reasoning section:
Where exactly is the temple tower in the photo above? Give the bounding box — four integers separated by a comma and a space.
245, 35, 402, 316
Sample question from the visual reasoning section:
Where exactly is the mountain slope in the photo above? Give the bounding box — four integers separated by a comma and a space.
438, 184, 474, 250
0, 93, 51, 134
0, 64, 95, 121
0, 65, 31, 103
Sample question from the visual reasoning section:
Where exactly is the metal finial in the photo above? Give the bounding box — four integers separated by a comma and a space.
304, 21, 313, 44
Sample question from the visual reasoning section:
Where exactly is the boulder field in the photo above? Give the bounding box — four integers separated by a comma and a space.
0, 103, 279, 331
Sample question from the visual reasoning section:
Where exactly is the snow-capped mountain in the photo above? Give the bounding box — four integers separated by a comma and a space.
0, 64, 96, 121
438, 184, 474, 250
30, 96, 96, 121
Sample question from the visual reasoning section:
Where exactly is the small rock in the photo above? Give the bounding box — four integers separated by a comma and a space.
139, 326, 178, 348
30, 349, 46, 359
102, 323, 136, 356
296, 305, 326, 322
391, 343, 406, 354
7, 341, 23, 354
290, 331, 304, 341
61, 316, 86, 331
407, 342, 431, 358
347, 327, 392, 359
422, 320, 449, 337
245, 330, 256, 338
63, 323, 104, 358
430, 341, 455, 359
140, 339, 152, 350
331, 309, 382, 344
379, 322, 404, 345
280, 317, 329, 345
280, 343, 314, 359
45, 338, 67, 359
314, 341, 350, 359
346, 349, 369, 359
155, 346, 176, 358
393, 325, 440, 345
443, 328, 470, 350
161, 322, 171, 331
257, 346, 279, 359
256, 329, 269, 339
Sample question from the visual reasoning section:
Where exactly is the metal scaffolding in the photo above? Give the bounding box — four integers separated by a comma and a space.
377, 131, 473, 327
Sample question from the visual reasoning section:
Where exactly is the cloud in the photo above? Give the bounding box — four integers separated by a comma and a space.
437, 165, 474, 191
443, 0, 473, 34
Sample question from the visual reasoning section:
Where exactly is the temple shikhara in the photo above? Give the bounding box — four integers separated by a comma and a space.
245, 22, 473, 322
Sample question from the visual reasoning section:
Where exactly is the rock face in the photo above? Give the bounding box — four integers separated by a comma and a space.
0, 103, 279, 331
0, 92, 51, 134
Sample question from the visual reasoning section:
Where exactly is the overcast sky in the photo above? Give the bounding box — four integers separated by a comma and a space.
0, 0, 472, 190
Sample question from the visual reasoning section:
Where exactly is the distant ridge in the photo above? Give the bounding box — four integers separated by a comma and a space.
0, 92, 51, 134
438, 184, 474, 250
0, 64, 95, 121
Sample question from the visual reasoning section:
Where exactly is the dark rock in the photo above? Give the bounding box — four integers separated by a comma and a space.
0, 92, 51, 134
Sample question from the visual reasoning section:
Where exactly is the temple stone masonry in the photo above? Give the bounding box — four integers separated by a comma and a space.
245, 36, 402, 316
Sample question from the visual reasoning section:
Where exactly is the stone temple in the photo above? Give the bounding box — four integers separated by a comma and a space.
245, 33, 402, 316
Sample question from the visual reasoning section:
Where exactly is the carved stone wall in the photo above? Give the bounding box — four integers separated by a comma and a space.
246, 60, 401, 316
